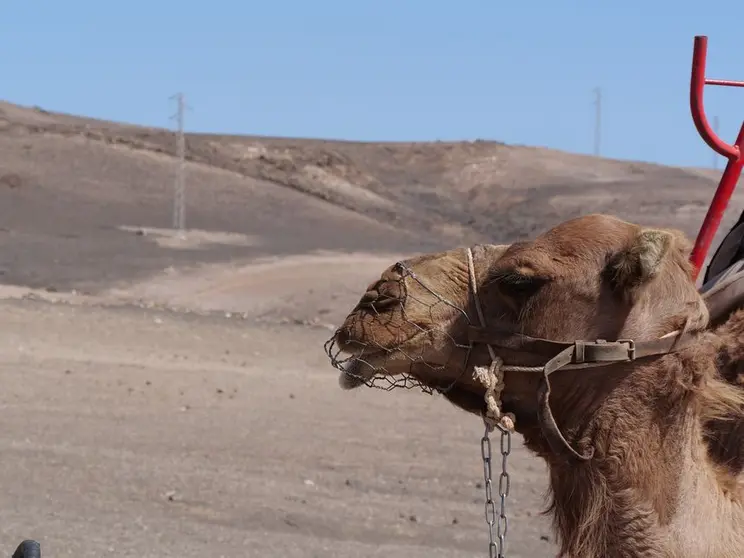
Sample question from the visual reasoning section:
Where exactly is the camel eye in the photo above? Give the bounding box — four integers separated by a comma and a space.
489, 269, 547, 298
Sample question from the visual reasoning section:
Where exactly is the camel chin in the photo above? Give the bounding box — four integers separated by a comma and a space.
337, 354, 412, 390
337, 358, 381, 390
338, 361, 367, 390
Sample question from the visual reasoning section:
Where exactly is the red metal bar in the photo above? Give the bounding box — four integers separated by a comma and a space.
688, 35, 744, 280
705, 79, 744, 87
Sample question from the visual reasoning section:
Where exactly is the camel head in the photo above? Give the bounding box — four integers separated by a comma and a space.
326, 214, 710, 419
325, 243, 510, 392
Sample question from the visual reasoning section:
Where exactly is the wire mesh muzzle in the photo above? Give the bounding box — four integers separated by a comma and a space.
323, 261, 476, 394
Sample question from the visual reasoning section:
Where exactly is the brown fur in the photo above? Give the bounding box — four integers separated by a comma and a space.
331, 214, 744, 557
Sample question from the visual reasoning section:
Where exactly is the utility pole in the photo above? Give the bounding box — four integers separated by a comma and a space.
170, 93, 187, 231
713, 115, 720, 170
593, 87, 602, 157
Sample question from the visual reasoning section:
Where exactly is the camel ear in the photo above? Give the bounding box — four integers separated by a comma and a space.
606, 229, 673, 294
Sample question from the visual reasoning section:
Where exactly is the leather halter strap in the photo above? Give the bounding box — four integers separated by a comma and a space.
467, 325, 700, 367
464, 247, 702, 462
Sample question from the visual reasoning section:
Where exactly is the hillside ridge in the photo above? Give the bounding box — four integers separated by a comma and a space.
0, 99, 741, 298
1, 99, 732, 244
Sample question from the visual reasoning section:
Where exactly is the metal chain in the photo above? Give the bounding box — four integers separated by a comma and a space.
481, 423, 511, 558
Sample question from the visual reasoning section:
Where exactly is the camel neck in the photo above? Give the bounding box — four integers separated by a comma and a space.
540, 359, 684, 556
520, 346, 744, 558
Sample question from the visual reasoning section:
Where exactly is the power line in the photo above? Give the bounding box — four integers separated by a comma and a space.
169, 93, 189, 231
593, 87, 602, 157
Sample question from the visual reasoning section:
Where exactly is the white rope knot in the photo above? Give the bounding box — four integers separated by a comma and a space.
466, 247, 516, 433
472, 356, 515, 433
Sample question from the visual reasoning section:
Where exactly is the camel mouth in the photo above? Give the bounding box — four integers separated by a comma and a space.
335, 348, 402, 390
326, 329, 446, 392
337, 355, 385, 390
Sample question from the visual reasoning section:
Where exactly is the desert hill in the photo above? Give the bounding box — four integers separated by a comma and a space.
0, 99, 740, 324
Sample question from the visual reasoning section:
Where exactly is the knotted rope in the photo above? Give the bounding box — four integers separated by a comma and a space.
466, 248, 515, 433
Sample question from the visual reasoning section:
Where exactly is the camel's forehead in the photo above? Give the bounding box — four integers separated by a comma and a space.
542, 215, 636, 245
538, 215, 639, 243
502, 216, 637, 269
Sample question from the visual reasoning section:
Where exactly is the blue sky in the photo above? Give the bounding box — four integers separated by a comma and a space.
1, 1, 741, 168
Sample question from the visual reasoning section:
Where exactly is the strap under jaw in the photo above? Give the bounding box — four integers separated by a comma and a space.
537, 345, 595, 461
466, 321, 700, 462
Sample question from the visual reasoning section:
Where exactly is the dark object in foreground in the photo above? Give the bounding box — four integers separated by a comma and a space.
11, 540, 40, 558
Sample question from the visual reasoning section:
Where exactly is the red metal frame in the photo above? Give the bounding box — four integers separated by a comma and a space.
689, 35, 744, 280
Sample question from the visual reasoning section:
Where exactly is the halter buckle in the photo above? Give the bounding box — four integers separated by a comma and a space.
617, 338, 636, 360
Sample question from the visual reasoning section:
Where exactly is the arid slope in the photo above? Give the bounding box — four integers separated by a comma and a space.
1, 99, 740, 299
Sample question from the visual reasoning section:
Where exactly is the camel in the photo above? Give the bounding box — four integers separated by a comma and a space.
325, 213, 744, 558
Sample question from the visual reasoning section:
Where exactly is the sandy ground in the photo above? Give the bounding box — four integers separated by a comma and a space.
0, 295, 556, 558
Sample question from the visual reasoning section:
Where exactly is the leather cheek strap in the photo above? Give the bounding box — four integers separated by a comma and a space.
537, 345, 596, 461
470, 328, 700, 462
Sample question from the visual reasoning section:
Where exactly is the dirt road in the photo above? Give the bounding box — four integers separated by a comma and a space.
0, 297, 556, 557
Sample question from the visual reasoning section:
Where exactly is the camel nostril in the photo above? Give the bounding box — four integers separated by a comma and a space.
356, 274, 404, 312
335, 326, 355, 347
371, 295, 398, 311
357, 289, 380, 310
356, 286, 401, 312
361, 289, 378, 302
378, 280, 402, 300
